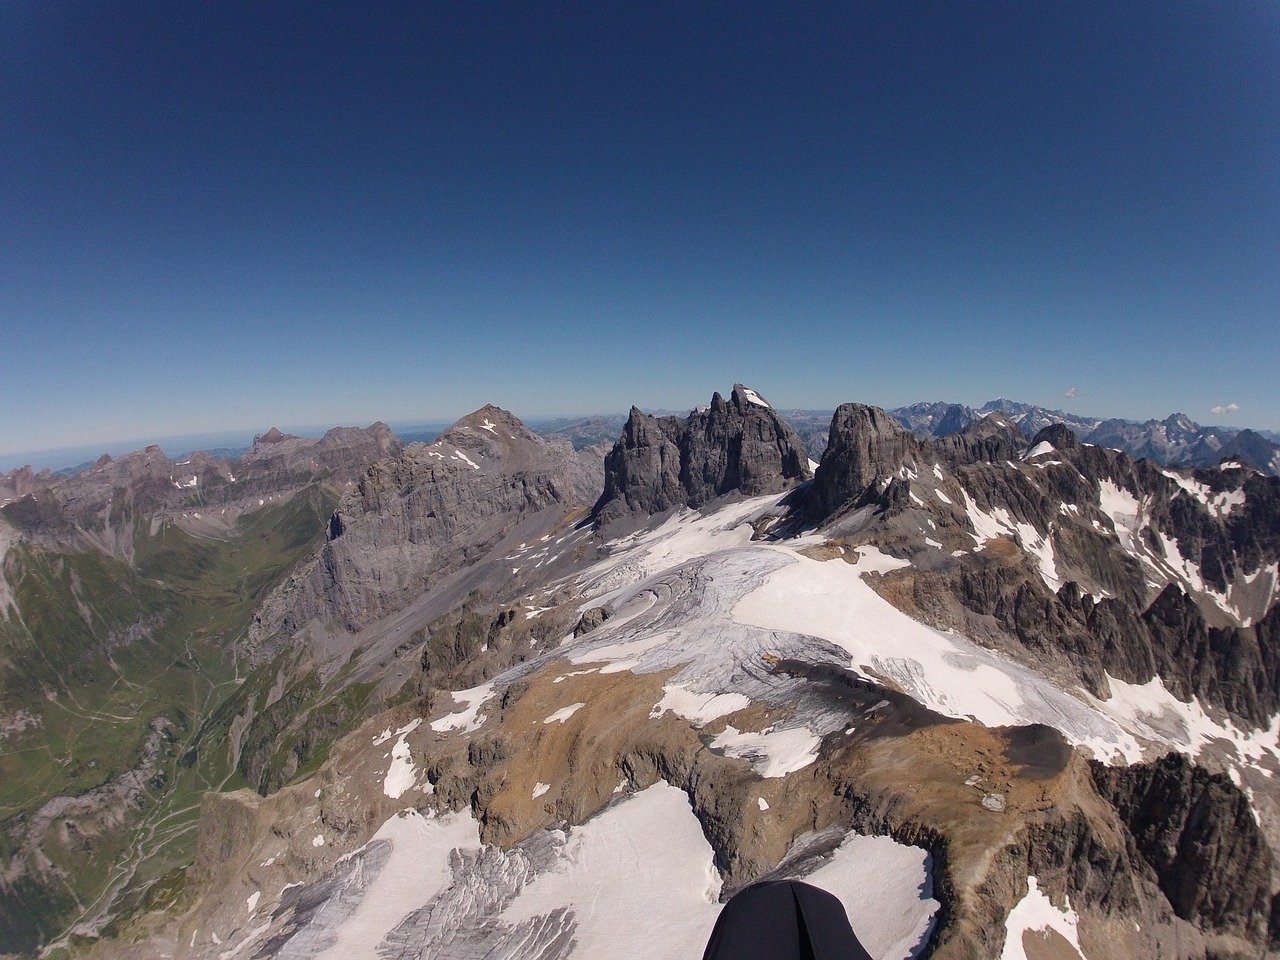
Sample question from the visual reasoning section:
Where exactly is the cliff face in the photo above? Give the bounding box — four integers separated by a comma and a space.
254, 406, 600, 636
806, 404, 923, 520
592, 385, 810, 527
1092, 753, 1275, 941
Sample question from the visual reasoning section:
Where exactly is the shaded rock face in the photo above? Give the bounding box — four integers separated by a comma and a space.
1092, 753, 1274, 941
592, 385, 810, 527
806, 404, 922, 521
260, 406, 594, 634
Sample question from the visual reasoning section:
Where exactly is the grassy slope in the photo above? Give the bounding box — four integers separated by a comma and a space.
0, 485, 337, 956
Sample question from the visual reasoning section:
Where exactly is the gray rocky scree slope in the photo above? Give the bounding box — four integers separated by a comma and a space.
251, 405, 603, 639
592, 384, 811, 527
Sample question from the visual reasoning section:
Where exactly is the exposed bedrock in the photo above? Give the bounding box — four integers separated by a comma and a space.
806, 404, 923, 521
250, 405, 602, 637
592, 385, 811, 527
1091, 753, 1275, 943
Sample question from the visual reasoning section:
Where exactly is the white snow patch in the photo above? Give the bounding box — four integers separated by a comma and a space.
553, 669, 598, 683
960, 489, 1016, 545
1098, 480, 1143, 554
734, 548, 1144, 763
312, 834, 325, 848
312, 809, 483, 960
480, 418, 498, 434
738, 387, 770, 408
532, 782, 551, 799
246, 891, 260, 914
430, 684, 496, 733
1022, 441, 1055, 460
372, 717, 422, 747
498, 782, 722, 958
709, 724, 821, 778
544, 702, 585, 724
1000, 876, 1083, 960
451, 449, 481, 470
579, 494, 785, 601
383, 730, 420, 800
933, 488, 953, 505
932, 463, 944, 481
650, 684, 750, 725
805, 832, 939, 960
1013, 521, 1062, 592
1088, 674, 1280, 770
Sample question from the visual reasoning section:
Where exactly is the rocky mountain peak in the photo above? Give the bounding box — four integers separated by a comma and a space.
254, 427, 291, 445
728, 383, 774, 412
1027, 422, 1079, 453
807, 403, 922, 520
592, 386, 811, 527
429, 405, 555, 475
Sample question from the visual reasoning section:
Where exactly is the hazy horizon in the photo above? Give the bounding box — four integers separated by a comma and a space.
4, 3, 1277, 453
4, 387, 1275, 475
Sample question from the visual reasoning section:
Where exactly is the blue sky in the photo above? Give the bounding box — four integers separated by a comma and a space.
3, 1, 1278, 462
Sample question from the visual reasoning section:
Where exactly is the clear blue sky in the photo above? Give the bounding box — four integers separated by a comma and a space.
3, 1, 1278, 461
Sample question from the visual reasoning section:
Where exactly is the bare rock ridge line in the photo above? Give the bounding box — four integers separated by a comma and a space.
0, 421, 400, 553
892, 399, 1280, 478
591, 384, 811, 527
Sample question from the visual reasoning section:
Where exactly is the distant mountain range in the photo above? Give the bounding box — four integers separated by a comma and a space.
768, 399, 1280, 478
891, 399, 1280, 478
7, 399, 1279, 481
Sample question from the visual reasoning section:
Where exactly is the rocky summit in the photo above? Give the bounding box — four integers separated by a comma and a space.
592, 384, 811, 527
2, 387, 1280, 960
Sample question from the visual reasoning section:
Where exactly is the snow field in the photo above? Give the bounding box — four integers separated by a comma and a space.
430, 684, 496, 733
806, 833, 939, 960
732, 547, 1143, 763
311, 810, 483, 960
999, 877, 1083, 960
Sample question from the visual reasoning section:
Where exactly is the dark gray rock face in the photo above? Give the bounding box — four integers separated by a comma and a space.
934, 413, 1025, 468
592, 385, 810, 527
1092, 753, 1274, 941
1026, 422, 1078, 453
806, 404, 922, 521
